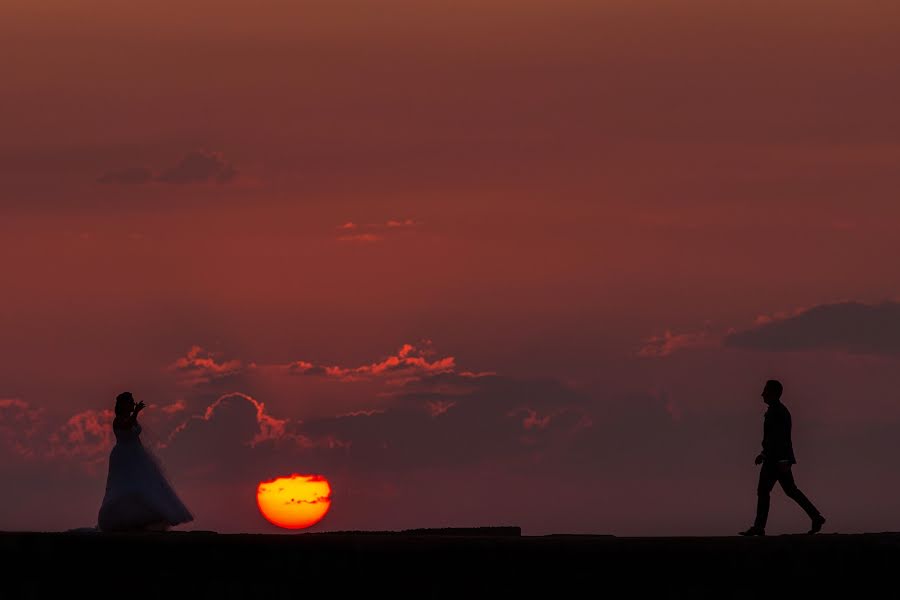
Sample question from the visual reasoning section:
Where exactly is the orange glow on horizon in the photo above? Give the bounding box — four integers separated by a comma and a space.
257, 474, 332, 529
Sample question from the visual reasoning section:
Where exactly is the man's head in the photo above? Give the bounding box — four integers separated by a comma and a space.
761, 379, 783, 405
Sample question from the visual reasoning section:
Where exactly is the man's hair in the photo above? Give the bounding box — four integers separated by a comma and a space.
115, 392, 134, 417
764, 379, 783, 399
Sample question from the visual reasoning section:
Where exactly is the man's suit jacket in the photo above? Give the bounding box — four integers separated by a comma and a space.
762, 401, 797, 464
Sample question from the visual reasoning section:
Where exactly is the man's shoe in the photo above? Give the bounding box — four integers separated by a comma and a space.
808, 515, 826, 534
739, 526, 765, 536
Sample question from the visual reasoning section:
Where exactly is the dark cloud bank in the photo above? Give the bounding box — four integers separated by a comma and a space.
725, 301, 900, 355
98, 151, 237, 185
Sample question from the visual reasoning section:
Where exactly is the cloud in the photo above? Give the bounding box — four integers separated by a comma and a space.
3, 341, 586, 485
334, 218, 420, 242
750, 306, 808, 326
156, 394, 344, 531
0, 398, 44, 459
283, 342, 456, 384
97, 166, 154, 184
168, 345, 242, 386
385, 219, 418, 228
97, 151, 237, 185
157, 357, 590, 483
166, 392, 286, 449
724, 301, 900, 355
160, 393, 294, 494
638, 327, 718, 357
509, 407, 552, 430
0, 342, 709, 533
160, 399, 187, 414
291, 371, 591, 472
157, 150, 237, 184
426, 399, 456, 417
46, 409, 114, 468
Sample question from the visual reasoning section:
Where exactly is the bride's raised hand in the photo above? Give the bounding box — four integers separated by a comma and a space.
134, 401, 146, 413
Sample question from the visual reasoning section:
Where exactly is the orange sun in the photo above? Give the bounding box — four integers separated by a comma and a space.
257, 474, 332, 529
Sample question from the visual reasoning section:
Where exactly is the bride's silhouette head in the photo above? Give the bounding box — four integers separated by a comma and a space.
115, 392, 135, 417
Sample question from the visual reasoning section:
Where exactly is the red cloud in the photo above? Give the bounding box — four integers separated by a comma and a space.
751, 305, 809, 326
385, 218, 418, 228
334, 218, 420, 242
725, 300, 900, 355
98, 150, 237, 185
0, 398, 44, 459
157, 150, 237, 184
160, 399, 187, 414
637, 328, 718, 357
47, 409, 115, 470
169, 345, 242, 385
508, 407, 552, 430
167, 392, 287, 448
426, 399, 456, 417
284, 342, 456, 384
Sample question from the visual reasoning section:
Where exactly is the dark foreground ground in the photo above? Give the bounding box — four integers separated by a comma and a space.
2, 528, 899, 599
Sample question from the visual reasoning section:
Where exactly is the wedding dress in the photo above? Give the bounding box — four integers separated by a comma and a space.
97, 422, 193, 531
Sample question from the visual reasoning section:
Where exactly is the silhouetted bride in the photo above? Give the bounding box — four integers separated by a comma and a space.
98, 392, 193, 531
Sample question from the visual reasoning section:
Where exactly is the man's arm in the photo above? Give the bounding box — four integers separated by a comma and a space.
755, 411, 768, 464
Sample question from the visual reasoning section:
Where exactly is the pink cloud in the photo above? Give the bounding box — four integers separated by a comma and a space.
160, 399, 187, 414
509, 408, 552, 431
284, 342, 456, 384
638, 328, 718, 357
169, 345, 242, 385
459, 370, 497, 378
0, 398, 41, 422
98, 150, 238, 185
386, 218, 418, 228
725, 300, 900, 355
173, 392, 287, 447
334, 218, 420, 242
752, 306, 809, 326
0, 398, 44, 459
426, 399, 456, 417
295, 433, 353, 450
335, 409, 386, 418
47, 409, 115, 469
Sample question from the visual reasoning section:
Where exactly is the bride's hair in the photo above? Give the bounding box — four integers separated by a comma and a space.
115, 392, 134, 417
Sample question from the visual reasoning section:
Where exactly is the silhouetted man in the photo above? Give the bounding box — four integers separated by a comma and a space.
739, 379, 826, 536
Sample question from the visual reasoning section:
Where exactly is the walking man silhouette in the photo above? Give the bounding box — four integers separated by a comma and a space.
740, 379, 826, 536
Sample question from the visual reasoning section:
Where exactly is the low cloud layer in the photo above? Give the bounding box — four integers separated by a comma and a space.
638, 327, 718, 357
336, 219, 420, 242
289, 372, 591, 472
168, 341, 457, 388
7, 331, 900, 534
169, 346, 242, 386
158, 342, 588, 477
98, 151, 237, 185
157, 151, 237, 184
724, 301, 900, 355
0, 399, 43, 459
281, 342, 455, 383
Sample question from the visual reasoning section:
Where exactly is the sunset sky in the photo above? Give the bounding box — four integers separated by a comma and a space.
3, 1, 900, 535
